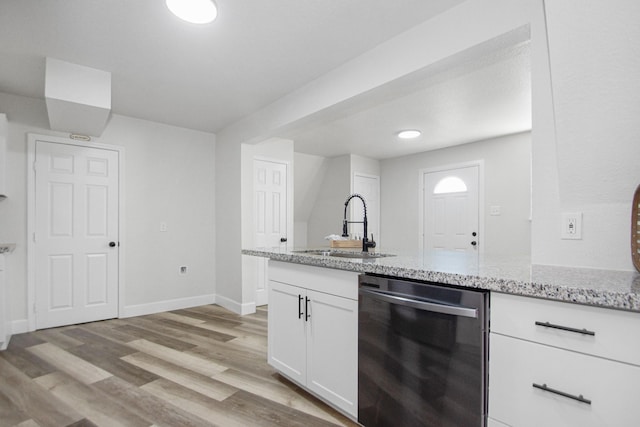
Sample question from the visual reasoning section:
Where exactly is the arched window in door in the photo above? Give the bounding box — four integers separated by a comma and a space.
433, 176, 467, 194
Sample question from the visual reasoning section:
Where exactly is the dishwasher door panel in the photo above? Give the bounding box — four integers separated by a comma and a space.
358, 275, 487, 427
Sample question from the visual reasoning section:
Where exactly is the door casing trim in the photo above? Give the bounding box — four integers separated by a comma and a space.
26, 133, 126, 331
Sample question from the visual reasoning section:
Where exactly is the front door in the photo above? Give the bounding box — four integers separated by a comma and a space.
34, 140, 119, 329
253, 159, 288, 306
423, 165, 479, 254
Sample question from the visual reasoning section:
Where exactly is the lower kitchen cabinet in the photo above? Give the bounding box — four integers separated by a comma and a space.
0, 255, 6, 350
489, 292, 640, 427
490, 333, 640, 427
268, 261, 358, 418
487, 417, 510, 427
268, 280, 307, 383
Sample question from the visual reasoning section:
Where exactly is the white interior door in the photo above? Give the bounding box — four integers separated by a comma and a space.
34, 141, 119, 329
352, 173, 380, 244
423, 165, 479, 254
254, 159, 287, 306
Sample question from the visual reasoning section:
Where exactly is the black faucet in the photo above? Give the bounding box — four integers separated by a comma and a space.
342, 194, 376, 252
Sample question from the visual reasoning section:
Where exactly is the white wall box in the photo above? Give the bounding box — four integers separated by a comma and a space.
45, 58, 111, 136
268, 261, 358, 418
0, 113, 7, 198
489, 292, 640, 427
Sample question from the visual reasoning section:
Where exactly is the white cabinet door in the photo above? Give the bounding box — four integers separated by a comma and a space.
306, 289, 358, 417
268, 280, 306, 384
0, 255, 6, 350
0, 114, 6, 196
268, 262, 359, 419
489, 333, 640, 427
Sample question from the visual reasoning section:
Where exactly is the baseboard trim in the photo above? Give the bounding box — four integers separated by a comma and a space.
11, 319, 29, 335
120, 294, 216, 318
215, 294, 256, 315
2, 319, 30, 348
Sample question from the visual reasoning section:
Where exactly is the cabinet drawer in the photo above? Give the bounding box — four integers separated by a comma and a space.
269, 261, 358, 300
489, 333, 640, 427
491, 292, 640, 365
487, 417, 510, 427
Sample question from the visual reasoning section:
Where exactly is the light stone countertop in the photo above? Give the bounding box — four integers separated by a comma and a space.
242, 247, 640, 312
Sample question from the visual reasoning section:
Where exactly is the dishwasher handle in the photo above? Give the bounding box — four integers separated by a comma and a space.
359, 288, 478, 318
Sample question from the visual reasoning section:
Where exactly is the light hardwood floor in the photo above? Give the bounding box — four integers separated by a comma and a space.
0, 305, 359, 427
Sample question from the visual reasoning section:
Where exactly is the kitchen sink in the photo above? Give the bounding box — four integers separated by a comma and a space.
292, 249, 395, 259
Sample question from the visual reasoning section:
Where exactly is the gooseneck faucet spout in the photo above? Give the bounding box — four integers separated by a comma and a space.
342, 194, 376, 252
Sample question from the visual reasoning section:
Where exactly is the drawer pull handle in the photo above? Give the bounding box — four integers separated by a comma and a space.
298, 295, 304, 319
534, 321, 595, 336
532, 383, 592, 405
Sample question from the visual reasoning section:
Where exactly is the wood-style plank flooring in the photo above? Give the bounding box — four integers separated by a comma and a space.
0, 305, 359, 427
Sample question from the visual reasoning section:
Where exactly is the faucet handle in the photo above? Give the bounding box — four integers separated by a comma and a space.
365, 234, 376, 249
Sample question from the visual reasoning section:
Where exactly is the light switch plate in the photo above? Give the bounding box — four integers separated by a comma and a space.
561, 212, 582, 239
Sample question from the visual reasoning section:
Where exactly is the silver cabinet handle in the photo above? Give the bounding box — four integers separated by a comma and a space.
359, 288, 477, 318
532, 383, 592, 405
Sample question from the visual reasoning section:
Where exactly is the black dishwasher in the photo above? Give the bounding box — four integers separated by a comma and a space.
358, 274, 489, 427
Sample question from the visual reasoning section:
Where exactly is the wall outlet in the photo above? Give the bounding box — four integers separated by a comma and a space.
561, 212, 582, 240
179, 266, 188, 275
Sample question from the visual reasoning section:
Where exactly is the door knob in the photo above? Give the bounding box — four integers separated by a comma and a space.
280, 237, 287, 243
471, 241, 477, 246
109, 241, 117, 247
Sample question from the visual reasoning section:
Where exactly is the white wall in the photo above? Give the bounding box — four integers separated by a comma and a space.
101, 115, 216, 313
0, 92, 216, 329
306, 155, 351, 247
531, 0, 640, 270
381, 132, 531, 254
216, 0, 639, 306
215, 0, 535, 302
293, 152, 328, 247
350, 155, 381, 181
298, 153, 381, 247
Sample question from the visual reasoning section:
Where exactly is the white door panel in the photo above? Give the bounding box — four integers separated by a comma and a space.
423, 165, 479, 255
35, 141, 119, 329
352, 173, 380, 244
254, 160, 287, 306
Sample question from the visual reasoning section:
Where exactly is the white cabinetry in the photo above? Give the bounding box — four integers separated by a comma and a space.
0, 113, 6, 197
489, 292, 640, 427
268, 261, 358, 418
0, 255, 7, 350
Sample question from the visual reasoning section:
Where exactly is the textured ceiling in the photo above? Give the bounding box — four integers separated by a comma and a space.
0, 0, 467, 133
284, 40, 531, 159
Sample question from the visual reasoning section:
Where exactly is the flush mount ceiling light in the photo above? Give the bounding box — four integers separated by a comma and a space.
397, 129, 422, 139
166, 0, 218, 24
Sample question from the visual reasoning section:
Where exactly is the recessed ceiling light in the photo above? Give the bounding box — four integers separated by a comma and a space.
166, 0, 218, 24
397, 130, 421, 139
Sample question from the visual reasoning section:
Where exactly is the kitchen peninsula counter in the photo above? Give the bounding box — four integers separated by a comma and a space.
242, 247, 640, 312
